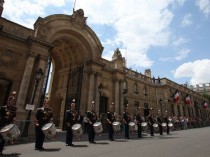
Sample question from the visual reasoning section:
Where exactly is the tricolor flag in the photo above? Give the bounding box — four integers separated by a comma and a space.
203, 102, 208, 109
185, 94, 190, 106
174, 91, 179, 103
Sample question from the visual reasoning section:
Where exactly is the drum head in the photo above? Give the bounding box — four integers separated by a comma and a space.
93, 122, 101, 126
0, 124, 14, 132
162, 123, 167, 127
129, 122, 135, 126
72, 124, 81, 130
168, 123, 173, 127
112, 121, 120, 126
153, 124, 158, 127
42, 123, 53, 130
141, 122, 147, 127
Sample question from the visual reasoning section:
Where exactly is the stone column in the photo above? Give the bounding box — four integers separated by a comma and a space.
95, 74, 101, 115
114, 79, 120, 114
16, 55, 36, 110
87, 73, 95, 111
120, 81, 124, 115
33, 57, 47, 108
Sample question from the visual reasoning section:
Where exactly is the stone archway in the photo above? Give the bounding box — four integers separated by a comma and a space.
34, 9, 103, 128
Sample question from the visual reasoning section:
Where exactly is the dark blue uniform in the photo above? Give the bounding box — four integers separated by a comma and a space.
35, 107, 52, 150
157, 115, 163, 135
65, 109, 77, 146
136, 114, 143, 138
87, 111, 97, 143
123, 111, 130, 139
106, 111, 115, 141
148, 114, 154, 136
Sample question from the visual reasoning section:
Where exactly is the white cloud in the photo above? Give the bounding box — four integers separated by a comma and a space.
172, 36, 189, 46
196, 0, 210, 16
181, 13, 193, 27
175, 48, 191, 60
3, 0, 68, 28
173, 59, 210, 85
75, 0, 175, 68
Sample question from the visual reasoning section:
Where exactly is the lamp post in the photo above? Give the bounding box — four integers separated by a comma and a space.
123, 89, 128, 108
98, 83, 103, 116
22, 68, 44, 137
159, 98, 163, 116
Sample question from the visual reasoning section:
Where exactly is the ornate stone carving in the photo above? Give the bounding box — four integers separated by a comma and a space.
71, 9, 87, 28
112, 48, 123, 60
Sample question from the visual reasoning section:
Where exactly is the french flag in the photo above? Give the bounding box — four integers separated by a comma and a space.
185, 94, 190, 106
203, 102, 208, 109
174, 91, 179, 103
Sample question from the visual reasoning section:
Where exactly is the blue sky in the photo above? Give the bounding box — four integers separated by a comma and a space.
2, 0, 210, 86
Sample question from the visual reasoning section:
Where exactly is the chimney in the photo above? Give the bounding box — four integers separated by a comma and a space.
144, 69, 151, 78
0, 0, 5, 17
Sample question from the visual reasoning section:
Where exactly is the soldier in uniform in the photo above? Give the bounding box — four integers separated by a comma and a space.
0, 93, 17, 155
34, 100, 53, 150
136, 107, 143, 138
156, 110, 163, 135
106, 104, 115, 141
87, 101, 97, 144
65, 101, 78, 146
123, 105, 130, 139
163, 111, 170, 134
147, 108, 154, 136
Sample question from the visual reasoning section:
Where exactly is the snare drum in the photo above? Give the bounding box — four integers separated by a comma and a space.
72, 123, 83, 136
42, 123, 57, 139
141, 122, 148, 132
129, 122, 137, 132
168, 122, 173, 130
93, 122, 103, 134
112, 121, 121, 132
0, 124, 20, 141
153, 123, 159, 133
161, 122, 167, 131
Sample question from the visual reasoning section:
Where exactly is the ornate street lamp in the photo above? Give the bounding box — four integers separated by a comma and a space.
22, 68, 44, 137
98, 83, 103, 116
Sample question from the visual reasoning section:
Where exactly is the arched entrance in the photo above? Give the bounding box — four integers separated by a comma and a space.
34, 9, 103, 128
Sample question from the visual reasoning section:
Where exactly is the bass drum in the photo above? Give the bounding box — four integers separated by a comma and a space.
0, 124, 20, 141
93, 122, 103, 134
153, 123, 159, 133
72, 123, 83, 136
112, 121, 121, 132
42, 123, 57, 139
141, 122, 148, 133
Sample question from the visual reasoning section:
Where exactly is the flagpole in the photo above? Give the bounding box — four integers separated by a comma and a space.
73, 0, 77, 11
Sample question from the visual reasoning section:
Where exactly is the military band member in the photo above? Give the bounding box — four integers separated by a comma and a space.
163, 111, 170, 134
87, 101, 97, 144
147, 108, 154, 136
0, 93, 17, 155
123, 105, 130, 139
35, 100, 53, 150
106, 104, 115, 141
136, 107, 143, 138
65, 101, 77, 146
157, 110, 163, 135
